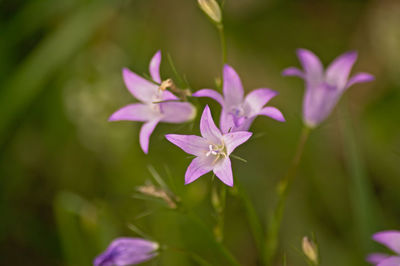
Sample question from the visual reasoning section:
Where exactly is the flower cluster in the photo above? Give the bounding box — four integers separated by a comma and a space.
102, 47, 374, 265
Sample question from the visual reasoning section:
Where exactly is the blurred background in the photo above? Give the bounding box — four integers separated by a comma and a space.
1, 0, 400, 265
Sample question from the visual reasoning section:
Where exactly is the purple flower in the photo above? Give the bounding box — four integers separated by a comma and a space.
165, 105, 252, 187
193, 65, 285, 133
109, 51, 196, 153
94, 237, 159, 266
367, 231, 400, 266
283, 49, 374, 128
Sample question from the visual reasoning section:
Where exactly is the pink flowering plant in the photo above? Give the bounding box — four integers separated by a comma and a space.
94, 1, 384, 266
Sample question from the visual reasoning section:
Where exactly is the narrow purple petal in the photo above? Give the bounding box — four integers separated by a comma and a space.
94, 237, 158, 266
244, 88, 278, 114
223, 65, 244, 106
200, 105, 222, 144
223, 131, 252, 155
346, 72, 374, 88
367, 253, 391, 265
325, 51, 358, 90
213, 157, 233, 187
161, 90, 178, 101
282, 67, 304, 78
185, 156, 214, 185
378, 256, 400, 266
109, 103, 158, 122
192, 89, 224, 106
123, 68, 158, 103
219, 110, 235, 134
149, 50, 162, 84
373, 231, 400, 254
140, 119, 160, 154
258, 106, 285, 122
165, 134, 208, 156
296, 49, 324, 87
160, 102, 196, 123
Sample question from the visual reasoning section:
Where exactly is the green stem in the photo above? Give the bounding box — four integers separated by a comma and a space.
166, 246, 214, 266
212, 181, 227, 242
217, 23, 227, 67
265, 126, 311, 265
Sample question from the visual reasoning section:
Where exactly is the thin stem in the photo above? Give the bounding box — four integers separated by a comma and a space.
217, 23, 227, 68
212, 182, 227, 242
265, 126, 311, 265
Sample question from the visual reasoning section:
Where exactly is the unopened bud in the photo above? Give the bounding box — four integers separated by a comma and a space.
302, 236, 319, 265
198, 0, 222, 23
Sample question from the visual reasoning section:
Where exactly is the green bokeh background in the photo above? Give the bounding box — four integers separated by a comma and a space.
1, 0, 400, 265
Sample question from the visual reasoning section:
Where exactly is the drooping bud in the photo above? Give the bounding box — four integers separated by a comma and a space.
302, 236, 319, 265
198, 0, 222, 24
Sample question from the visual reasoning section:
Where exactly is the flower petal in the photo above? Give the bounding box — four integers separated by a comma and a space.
258, 106, 285, 122
223, 131, 252, 155
213, 157, 233, 187
160, 102, 196, 123
378, 256, 400, 266
282, 67, 304, 78
162, 90, 178, 101
165, 134, 208, 156
185, 156, 214, 185
346, 72, 374, 88
373, 231, 400, 254
200, 105, 222, 143
223, 65, 244, 106
94, 237, 158, 266
219, 110, 235, 134
149, 50, 162, 84
325, 51, 358, 90
140, 119, 160, 154
367, 253, 390, 265
296, 48, 324, 87
244, 88, 278, 115
123, 68, 158, 103
109, 103, 158, 122
192, 89, 224, 106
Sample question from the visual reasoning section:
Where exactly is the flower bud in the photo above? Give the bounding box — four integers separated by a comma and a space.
198, 0, 222, 23
302, 236, 319, 265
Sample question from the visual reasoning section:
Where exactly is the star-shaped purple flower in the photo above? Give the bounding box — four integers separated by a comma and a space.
165, 105, 252, 187
109, 51, 196, 153
193, 65, 285, 133
283, 49, 374, 128
94, 237, 159, 266
367, 231, 400, 266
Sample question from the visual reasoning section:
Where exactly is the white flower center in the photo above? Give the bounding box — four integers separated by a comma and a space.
205, 143, 227, 164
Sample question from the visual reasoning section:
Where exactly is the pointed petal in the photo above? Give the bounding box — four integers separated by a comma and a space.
213, 157, 233, 187
223, 131, 252, 155
282, 67, 304, 78
296, 48, 324, 87
109, 103, 158, 122
346, 72, 374, 88
149, 50, 162, 83
373, 231, 400, 254
258, 106, 285, 122
160, 102, 196, 123
192, 89, 224, 106
165, 134, 208, 156
378, 257, 400, 266
140, 119, 160, 154
366, 253, 390, 265
223, 65, 244, 106
123, 68, 158, 103
244, 88, 278, 114
185, 156, 214, 185
219, 110, 235, 133
161, 90, 178, 101
325, 51, 358, 90
200, 105, 222, 143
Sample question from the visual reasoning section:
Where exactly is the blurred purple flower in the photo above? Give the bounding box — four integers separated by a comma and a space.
367, 231, 400, 266
283, 49, 374, 128
193, 65, 285, 133
109, 51, 196, 153
94, 237, 159, 266
165, 105, 252, 187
